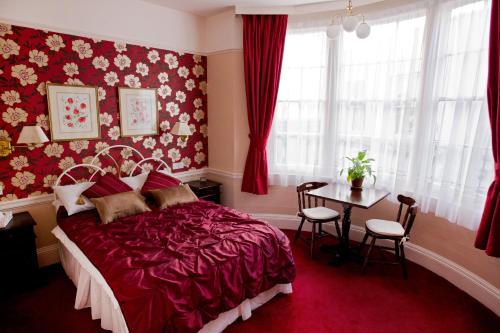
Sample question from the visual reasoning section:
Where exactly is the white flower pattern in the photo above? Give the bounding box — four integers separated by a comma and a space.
72, 40, 93, 59
114, 54, 131, 70
63, 62, 79, 77
1, 90, 21, 106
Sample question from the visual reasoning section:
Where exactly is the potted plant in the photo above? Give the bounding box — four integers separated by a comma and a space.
340, 150, 376, 190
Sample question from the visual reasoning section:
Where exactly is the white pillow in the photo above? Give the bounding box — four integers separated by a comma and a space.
120, 173, 148, 191
53, 182, 95, 216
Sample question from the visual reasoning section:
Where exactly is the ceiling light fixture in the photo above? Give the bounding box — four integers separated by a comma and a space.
326, 0, 371, 40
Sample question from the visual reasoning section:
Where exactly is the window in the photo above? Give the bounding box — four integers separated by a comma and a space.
268, 29, 329, 185
268, 0, 493, 230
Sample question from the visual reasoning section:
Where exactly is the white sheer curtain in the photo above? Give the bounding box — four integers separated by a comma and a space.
268, 0, 493, 230
410, 0, 493, 229
330, 10, 427, 194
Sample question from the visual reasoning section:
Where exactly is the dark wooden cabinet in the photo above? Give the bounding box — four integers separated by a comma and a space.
186, 180, 222, 204
0, 212, 39, 294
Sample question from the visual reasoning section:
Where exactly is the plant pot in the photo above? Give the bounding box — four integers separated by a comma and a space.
351, 177, 364, 190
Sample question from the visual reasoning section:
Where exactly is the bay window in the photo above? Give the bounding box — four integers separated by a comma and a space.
268, 0, 493, 230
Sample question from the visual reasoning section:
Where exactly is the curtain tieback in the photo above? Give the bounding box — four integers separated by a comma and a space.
248, 134, 267, 151
495, 163, 500, 181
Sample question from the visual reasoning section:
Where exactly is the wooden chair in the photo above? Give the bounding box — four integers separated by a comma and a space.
359, 194, 418, 278
295, 182, 342, 258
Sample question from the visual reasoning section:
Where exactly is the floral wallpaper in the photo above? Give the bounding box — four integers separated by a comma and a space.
0, 22, 208, 201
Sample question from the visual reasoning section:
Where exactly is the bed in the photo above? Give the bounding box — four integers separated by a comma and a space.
51, 145, 296, 333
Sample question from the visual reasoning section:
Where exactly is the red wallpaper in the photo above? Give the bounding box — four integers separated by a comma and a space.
0, 22, 208, 201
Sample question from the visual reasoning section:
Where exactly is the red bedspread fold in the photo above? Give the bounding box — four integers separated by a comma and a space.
57, 200, 296, 333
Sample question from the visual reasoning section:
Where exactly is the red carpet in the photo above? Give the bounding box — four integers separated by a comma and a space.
1, 230, 498, 333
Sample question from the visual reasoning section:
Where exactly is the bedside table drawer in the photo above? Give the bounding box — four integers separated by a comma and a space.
198, 193, 221, 203
0, 226, 36, 245
195, 186, 219, 197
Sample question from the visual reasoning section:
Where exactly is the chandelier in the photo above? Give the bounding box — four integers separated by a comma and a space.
326, 0, 371, 40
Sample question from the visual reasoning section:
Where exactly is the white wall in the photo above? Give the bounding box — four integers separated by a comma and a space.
0, 0, 204, 54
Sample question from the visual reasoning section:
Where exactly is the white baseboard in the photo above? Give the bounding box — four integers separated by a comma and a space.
207, 167, 243, 179
252, 213, 500, 317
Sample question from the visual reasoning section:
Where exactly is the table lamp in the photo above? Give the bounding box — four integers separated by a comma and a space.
171, 121, 192, 142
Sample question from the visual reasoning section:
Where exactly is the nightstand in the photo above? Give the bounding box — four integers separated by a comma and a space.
186, 179, 222, 204
0, 212, 39, 294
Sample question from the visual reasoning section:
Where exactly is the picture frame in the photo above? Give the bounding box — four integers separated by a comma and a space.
46, 83, 100, 141
118, 87, 158, 137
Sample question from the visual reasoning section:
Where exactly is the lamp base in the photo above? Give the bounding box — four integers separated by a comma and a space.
0, 140, 13, 157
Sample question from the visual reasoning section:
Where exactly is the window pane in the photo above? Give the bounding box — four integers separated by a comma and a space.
269, 29, 328, 176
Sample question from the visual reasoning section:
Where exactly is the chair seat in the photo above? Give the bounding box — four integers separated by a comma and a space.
302, 207, 339, 220
366, 219, 405, 236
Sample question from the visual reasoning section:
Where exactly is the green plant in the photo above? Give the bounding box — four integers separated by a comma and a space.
340, 150, 376, 183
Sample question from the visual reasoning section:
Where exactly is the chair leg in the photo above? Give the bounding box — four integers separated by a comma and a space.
362, 237, 376, 273
359, 232, 369, 254
310, 222, 316, 259
294, 217, 305, 243
334, 220, 342, 239
400, 243, 408, 279
394, 240, 400, 260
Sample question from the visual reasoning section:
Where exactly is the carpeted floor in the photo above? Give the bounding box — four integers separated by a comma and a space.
1, 230, 498, 333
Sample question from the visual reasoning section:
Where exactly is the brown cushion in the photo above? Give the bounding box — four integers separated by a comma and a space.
90, 191, 151, 224
149, 184, 198, 209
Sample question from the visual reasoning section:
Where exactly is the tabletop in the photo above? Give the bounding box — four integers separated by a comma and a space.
307, 183, 390, 209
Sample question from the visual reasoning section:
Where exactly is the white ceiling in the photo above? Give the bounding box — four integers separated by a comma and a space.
143, 0, 341, 17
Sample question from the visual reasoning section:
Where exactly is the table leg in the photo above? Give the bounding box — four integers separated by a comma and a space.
340, 203, 352, 252
328, 204, 352, 266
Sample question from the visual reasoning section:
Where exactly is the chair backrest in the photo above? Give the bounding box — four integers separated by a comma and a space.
395, 194, 418, 236
296, 182, 328, 213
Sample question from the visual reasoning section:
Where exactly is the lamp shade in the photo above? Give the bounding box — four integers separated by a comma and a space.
356, 22, 371, 39
17, 126, 49, 144
326, 24, 341, 40
171, 121, 192, 136
342, 15, 360, 32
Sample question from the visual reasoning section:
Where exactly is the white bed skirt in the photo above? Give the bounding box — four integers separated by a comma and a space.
52, 226, 293, 333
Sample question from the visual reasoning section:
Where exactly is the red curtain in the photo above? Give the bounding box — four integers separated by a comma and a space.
241, 15, 288, 194
475, 1, 500, 257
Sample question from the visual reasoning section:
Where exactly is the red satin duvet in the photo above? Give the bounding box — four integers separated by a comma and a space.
57, 200, 296, 333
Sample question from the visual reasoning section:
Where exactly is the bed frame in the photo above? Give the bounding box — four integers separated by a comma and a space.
51, 144, 293, 333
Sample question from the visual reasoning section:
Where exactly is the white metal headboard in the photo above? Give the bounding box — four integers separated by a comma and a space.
91, 145, 145, 177
53, 145, 173, 190
54, 163, 105, 187
129, 157, 172, 176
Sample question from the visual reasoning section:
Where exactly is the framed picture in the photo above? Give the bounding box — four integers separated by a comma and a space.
118, 87, 158, 137
46, 83, 100, 141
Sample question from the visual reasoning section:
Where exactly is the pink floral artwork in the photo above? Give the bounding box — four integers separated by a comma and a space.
119, 88, 158, 136
59, 93, 91, 131
126, 96, 153, 130
47, 83, 99, 140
